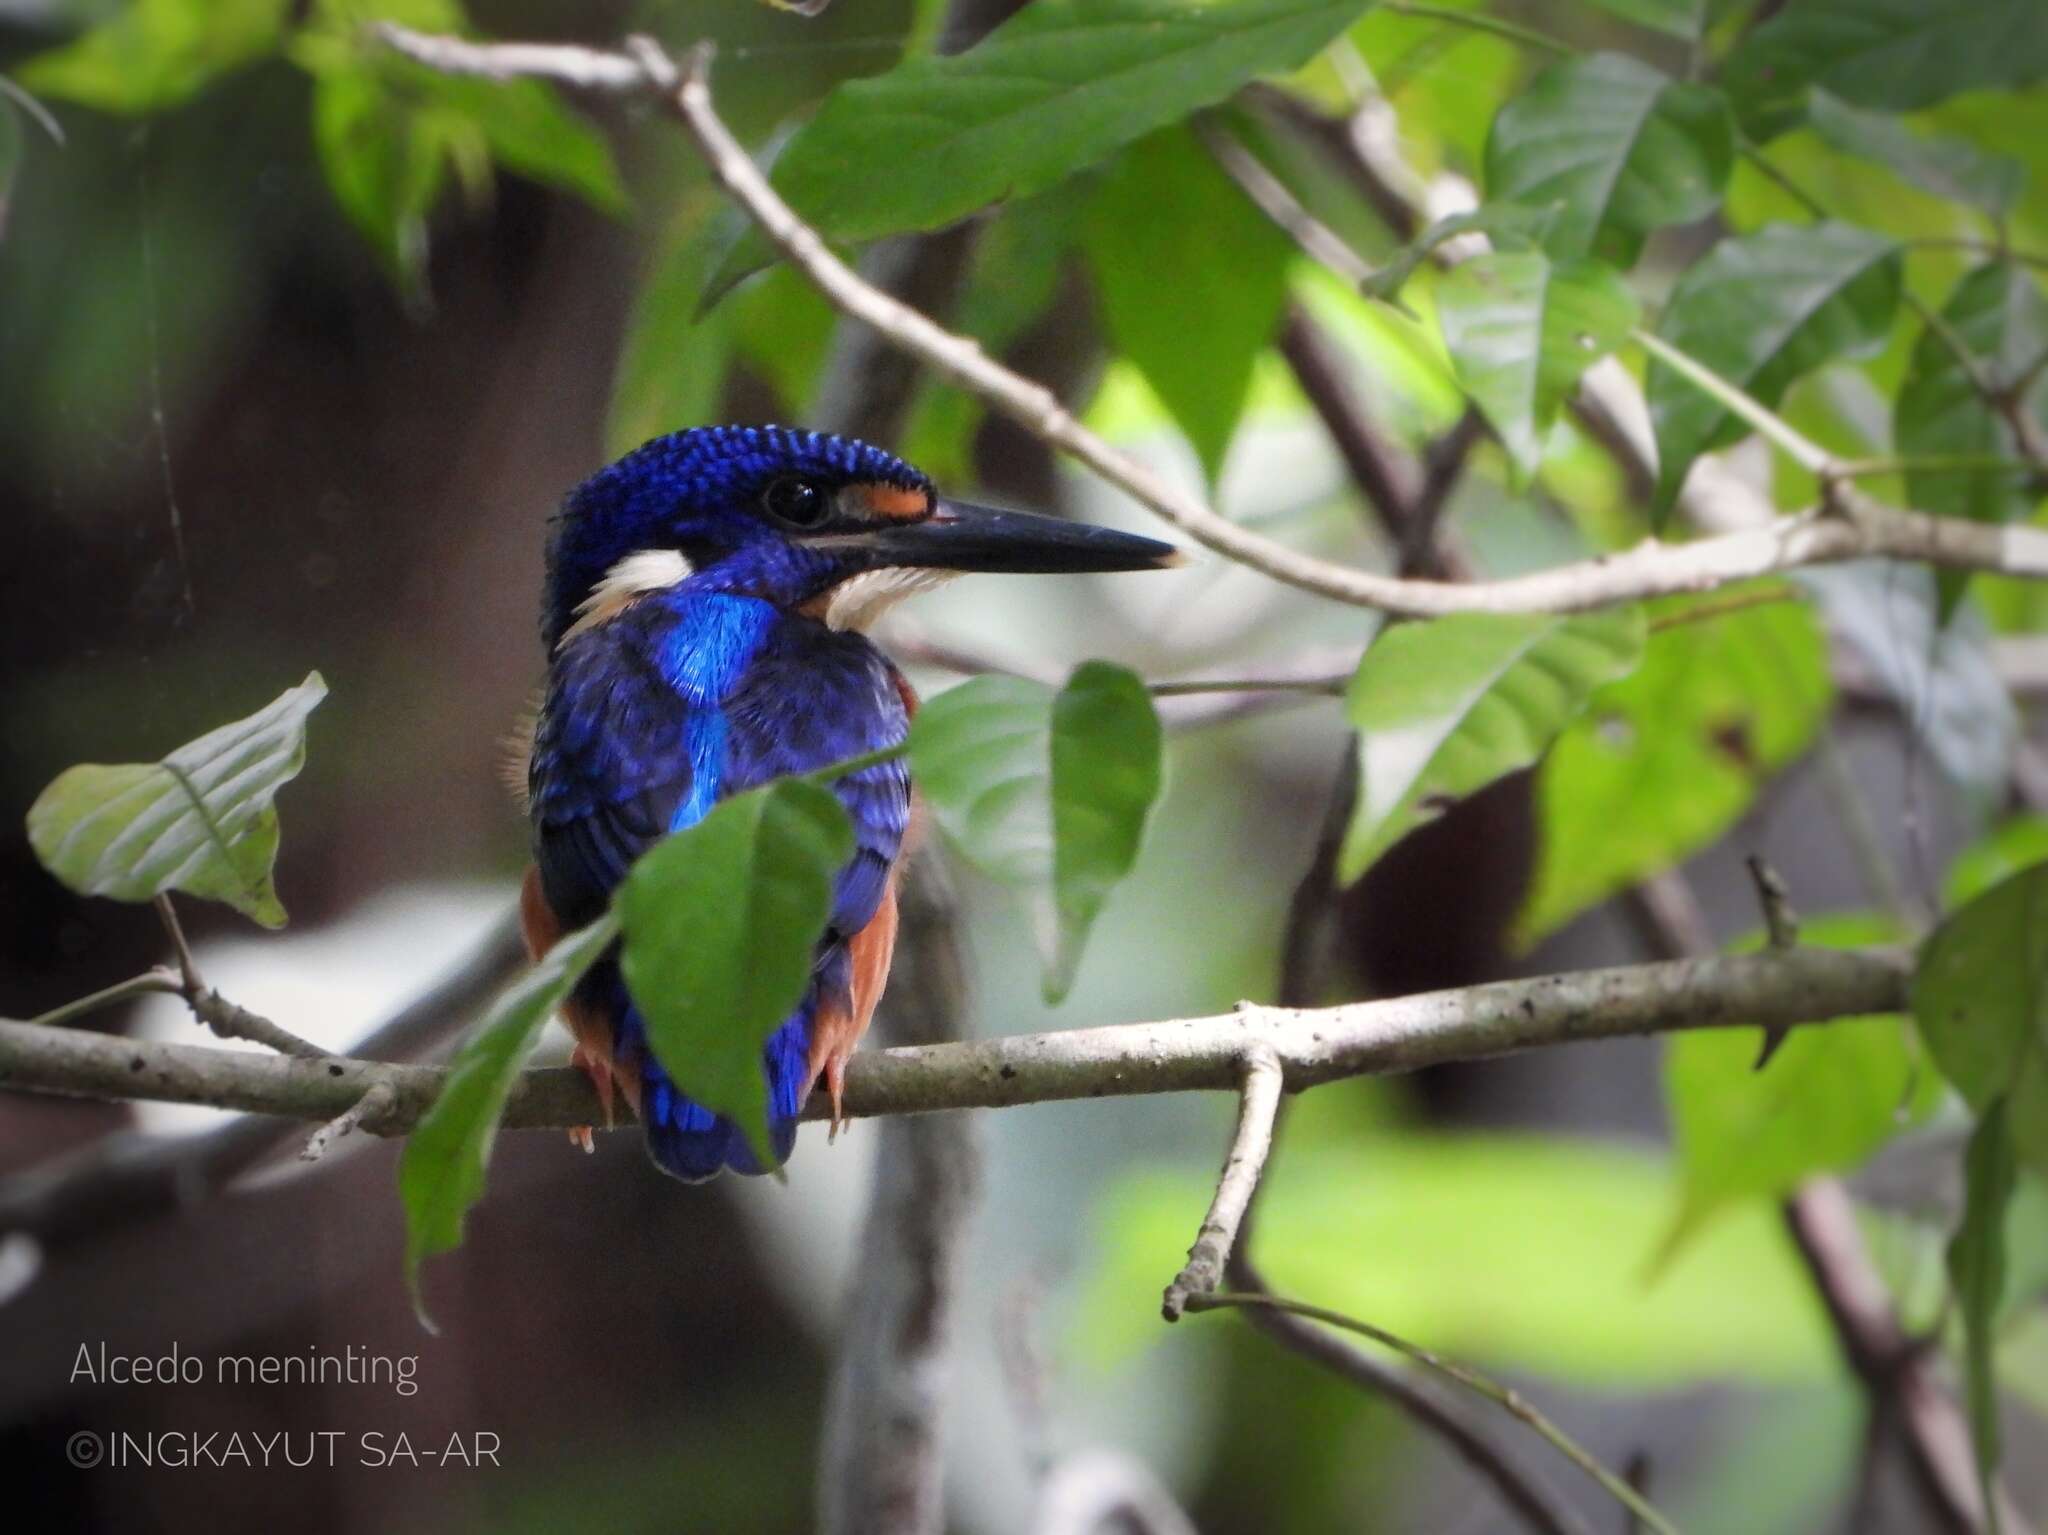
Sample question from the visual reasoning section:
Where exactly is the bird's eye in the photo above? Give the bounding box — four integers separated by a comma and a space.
762, 476, 828, 529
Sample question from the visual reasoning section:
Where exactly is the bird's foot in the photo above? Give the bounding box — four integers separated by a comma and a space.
567, 1125, 595, 1154
566, 1042, 618, 1154
824, 1055, 849, 1143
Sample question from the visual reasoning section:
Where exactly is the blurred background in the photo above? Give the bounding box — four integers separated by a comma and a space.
3, 1, 2045, 1531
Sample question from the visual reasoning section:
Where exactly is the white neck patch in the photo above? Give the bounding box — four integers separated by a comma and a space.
559, 548, 693, 647
822, 567, 959, 632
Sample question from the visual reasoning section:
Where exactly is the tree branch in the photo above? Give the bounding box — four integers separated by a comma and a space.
0, 946, 1910, 1137
370, 24, 2048, 616
1160, 1042, 1282, 1321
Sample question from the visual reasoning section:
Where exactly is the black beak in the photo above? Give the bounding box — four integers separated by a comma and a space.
860, 499, 1187, 575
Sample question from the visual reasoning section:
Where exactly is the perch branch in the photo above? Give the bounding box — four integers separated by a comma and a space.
370, 24, 2048, 616
0, 946, 1910, 1135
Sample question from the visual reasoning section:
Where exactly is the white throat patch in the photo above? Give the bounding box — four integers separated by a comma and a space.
822, 567, 959, 632
559, 548, 694, 647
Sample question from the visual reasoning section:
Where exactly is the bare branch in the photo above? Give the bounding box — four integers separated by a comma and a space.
369, 23, 2048, 617
153, 894, 326, 1060
300, 1079, 398, 1163
1, 946, 1910, 1138
1161, 1043, 1282, 1321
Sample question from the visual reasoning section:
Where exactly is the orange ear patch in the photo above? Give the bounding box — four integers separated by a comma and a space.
856, 482, 933, 522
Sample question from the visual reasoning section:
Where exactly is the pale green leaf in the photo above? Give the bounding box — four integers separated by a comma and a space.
26, 673, 327, 929
1948, 816, 2048, 909
1807, 89, 2024, 216
619, 780, 855, 1173
20, 0, 289, 115
1947, 1100, 2018, 1521
399, 912, 617, 1329
1339, 608, 1646, 886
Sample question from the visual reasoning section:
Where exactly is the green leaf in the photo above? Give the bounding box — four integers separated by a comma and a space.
1578, 0, 1708, 40
1518, 594, 1830, 946
1338, 608, 1646, 886
1081, 1134, 1842, 1386
1084, 126, 1292, 480
1894, 263, 2048, 620
399, 912, 616, 1330
608, 193, 734, 458
1947, 1100, 2018, 1522
1357, 203, 1558, 306
910, 668, 1163, 999
1726, 0, 2048, 139
1647, 221, 1901, 517
705, 0, 1371, 301
401, 67, 628, 218
1913, 863, 2048, 1181
1806, 89, 2024, 217
20, 0, 289, 115
306, 63, 448, 300
1484, 52, 1733, 268
26, 673, 327, 929
0, 93, 21, 241
618, 779, 854, 1172
1660, 916, 1935, 1266
1048, 662, 1164, 1003
1948, 816, 2048, 909
1434, 250, 1639, 478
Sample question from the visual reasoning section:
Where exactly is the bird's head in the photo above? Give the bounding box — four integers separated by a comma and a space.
543, 425, 1183, 648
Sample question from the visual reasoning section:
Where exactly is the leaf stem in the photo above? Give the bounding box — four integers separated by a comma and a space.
26, 970, 184, 1030
1186, 1290, 1684, 1535
1382, 0, 1571, 56
1630, 328, 1834, 476
802, 742, 911, 785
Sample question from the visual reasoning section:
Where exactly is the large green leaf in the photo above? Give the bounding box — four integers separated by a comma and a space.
1947, 1100, 2018, 1521
1647, 222, 1901, 516
26, 673, 327, 929
1484, 52, 1733, 268
399, 913, 617, 1329
396, 65, 627, 218
1049, 662, 1164, 1003
1913, 863, 2048, 1180
1660, 915, 1936, 1266
1517, 595, 1830, 946
20, 0, 289, 114
1338, 608, 1647, 886
1894, 263, 2048, 620
1434, 250, 1639, 478
618, 780, 855, 1172
910, 668, 1163, 1000
1948, 816, 2048, 908
304, 61, 450, 300
1084, 127, 1292, 480
1806, 90, 2024, 217
1578, 0, 1709, 40
1082, 1135, 1840, 1386
706, 0, 1370, 300
1725, 0, 2048, 139
608, 193, 735, 457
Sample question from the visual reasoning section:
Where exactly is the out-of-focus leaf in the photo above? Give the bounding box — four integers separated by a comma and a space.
20, 0, 289, 114
1084, 127, 1291, 479
706, 0, 1372, 301
1647, 222, 1900, 516
1913, 864, 2048, 1180
26, 673, 326, 929
399, 912, 616, 1329
1338, 608, 1646, 886
1726, 0, 2048, 139
1518, 595, 1829, 946
305, 63, 449, 300
730, 266, 838, 420
0, 93, 20, 241
1578, 0, 1707, 39
400, 66, 627, 217
911, 669, 1163, 1000
1048, 662, 1163, 1003
1807, 90, 2024, 216
619, 780, 854, 1172
1948, 816, 2048, 908
1434, 250, 1638, 478
1800, 564, 2017, 810
1661, 915, 1935, 1265
1357, 203, 1556, 306
1484, 52, 1733, 268
1082, 1135, 1840, 1386
1894, 263, 2048, 620
609, 193, 733, 457
1947, 1100, 2018, 1517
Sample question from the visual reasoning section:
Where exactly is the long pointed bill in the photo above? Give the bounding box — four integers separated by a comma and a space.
860, 499, 1186, 575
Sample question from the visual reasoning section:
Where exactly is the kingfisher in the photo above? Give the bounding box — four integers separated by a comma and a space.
517, 425, 1180, 1181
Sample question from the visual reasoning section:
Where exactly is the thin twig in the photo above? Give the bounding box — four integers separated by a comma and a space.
1744, 856, 1800, 951
26, 970, 183, 1030
1161, 1043, 1283, 1321
153, 893, 327, 1059
300, 1079, 398, 1162
1185, 1291, 1681, 1535
369, 23, 2048, 616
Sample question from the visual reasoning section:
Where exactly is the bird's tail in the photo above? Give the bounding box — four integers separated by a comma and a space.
584, 964, 816, 1181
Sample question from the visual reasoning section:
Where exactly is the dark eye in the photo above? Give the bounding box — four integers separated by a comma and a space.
762, 476, 828, 529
